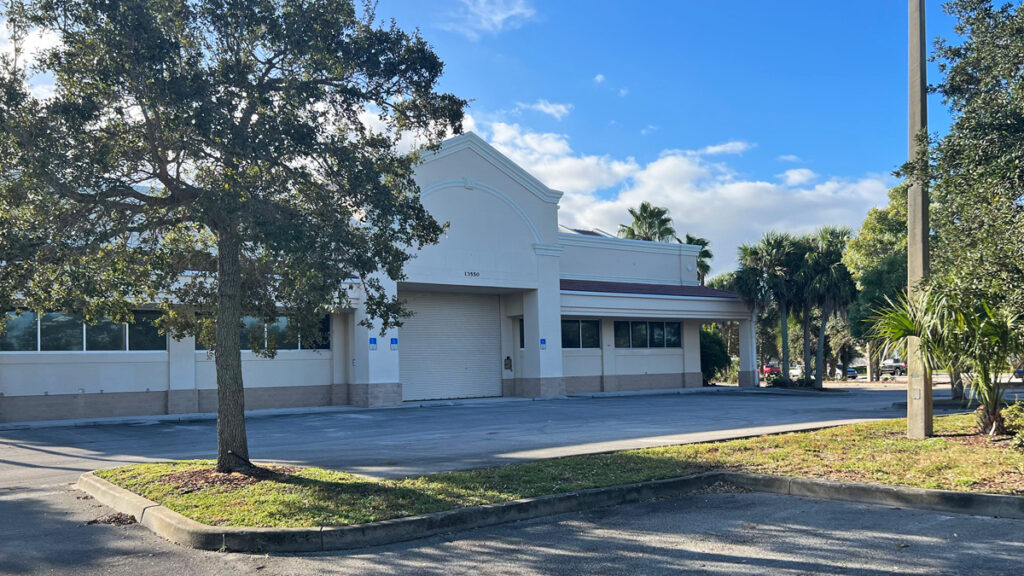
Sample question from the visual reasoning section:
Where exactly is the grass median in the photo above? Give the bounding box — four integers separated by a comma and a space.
95, 413, 1024, 528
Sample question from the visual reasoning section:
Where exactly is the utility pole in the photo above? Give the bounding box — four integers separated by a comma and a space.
907, 0, 932, 439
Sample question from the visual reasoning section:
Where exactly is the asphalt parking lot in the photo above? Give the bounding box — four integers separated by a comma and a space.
3, 384, 1011, 576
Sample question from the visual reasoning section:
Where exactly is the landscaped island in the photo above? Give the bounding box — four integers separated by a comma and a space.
96, 414, 1023, 528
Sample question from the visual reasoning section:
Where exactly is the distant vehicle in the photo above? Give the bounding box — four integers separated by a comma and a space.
1015, 368, 1024, 381
880, 359, 907, 376
845, 367, 858, 379
789, 367, 803, 379
761, 364, 781, 376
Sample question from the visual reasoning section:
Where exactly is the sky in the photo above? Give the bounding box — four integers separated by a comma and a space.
372, 0, 961, 274
1, 1, 963, 275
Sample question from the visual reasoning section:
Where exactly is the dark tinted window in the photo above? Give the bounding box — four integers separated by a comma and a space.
87, 318, 126, 351
300, 315, 331, 350
40, 313, 83, 351
580, 320, 600, 348
239, 316, 264, 350
267, 317, 299, 350
129, 311, 166, 351
561, 319, 580, 348
650, 322, 665, 347
614, 321, 630, 348
665, 322, 682, 348
0, 311, 37, 351
630, 322, 649, 348
518, 318, 524, 349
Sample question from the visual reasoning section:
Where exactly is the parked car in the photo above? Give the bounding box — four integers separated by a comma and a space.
1015, 368, 1024, 381
760, 364, 781, 376
880, 359, 907, 376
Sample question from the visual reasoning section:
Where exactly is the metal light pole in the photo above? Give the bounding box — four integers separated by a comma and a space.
907, 0, 932, 439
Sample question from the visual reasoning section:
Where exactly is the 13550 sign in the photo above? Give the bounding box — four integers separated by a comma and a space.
464, 271, 481, 277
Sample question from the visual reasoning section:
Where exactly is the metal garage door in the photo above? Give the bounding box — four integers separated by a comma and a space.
399, 291, 502, 401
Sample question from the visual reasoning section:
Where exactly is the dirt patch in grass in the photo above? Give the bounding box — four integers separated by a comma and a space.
163, 465, 298, 493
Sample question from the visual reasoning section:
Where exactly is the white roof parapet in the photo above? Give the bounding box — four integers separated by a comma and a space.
421, 132, 563, 205
557, 231, 701, 256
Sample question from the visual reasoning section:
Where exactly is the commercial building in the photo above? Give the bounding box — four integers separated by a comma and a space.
0, 133, 757, 423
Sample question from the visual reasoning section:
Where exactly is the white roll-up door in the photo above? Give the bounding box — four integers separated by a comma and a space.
400, 291, 502, 401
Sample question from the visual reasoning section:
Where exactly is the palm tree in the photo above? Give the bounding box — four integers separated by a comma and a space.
808, 226, 857, 388
739, 231, 800, 379
618, 202, 677, 242
682, 234, 713, 286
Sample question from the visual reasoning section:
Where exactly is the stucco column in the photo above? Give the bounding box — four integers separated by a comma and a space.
329, 313, 349, 406
682, 320, 702, 388
167, 334, 198, 414
599, 318, 617, 392
737, 317, 758, 388
517, 250, 564, 397
349, 280, 402, 407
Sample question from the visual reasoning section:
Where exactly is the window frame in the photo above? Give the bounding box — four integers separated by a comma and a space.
0, 310, 169, 352
613, 320, 683, 349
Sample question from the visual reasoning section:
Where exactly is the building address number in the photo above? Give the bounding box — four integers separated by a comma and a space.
464, 271, 481, 277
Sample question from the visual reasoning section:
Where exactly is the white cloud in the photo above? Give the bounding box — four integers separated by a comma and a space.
469, 121, 889, 274
0, 19, 61, 65
1, 18, 61, 99
442, 0, 535, 40
698, 141, 753, 155
641, 125, 658, 135
779, 168, 817, 186
515, 99, 573, 120
488, 122, 640, 193
618, 88, 629, 97
593, 73, 605, 84
778, 154, 801, 162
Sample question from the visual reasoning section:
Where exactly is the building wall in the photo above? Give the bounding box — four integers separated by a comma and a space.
559, 233, 700, 286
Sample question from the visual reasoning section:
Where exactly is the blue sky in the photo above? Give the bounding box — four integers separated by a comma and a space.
375, 0, 960, 274
0, 1, 963, 275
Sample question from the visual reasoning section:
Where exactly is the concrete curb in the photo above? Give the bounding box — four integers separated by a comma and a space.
78, 470, 1024, 553
77, 470, 723, 553
722, 472, 1024, 519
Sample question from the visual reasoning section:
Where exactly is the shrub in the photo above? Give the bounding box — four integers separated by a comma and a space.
1011, 431, 1024, 454
699, 328, 731, 383
1002, 402, 1024, 435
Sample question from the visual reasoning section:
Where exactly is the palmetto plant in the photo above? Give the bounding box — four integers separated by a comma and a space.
618, 202, 677, 242
871, 289, 1024, 435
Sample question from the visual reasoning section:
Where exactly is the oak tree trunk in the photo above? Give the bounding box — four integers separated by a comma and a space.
215, 229, 251, 473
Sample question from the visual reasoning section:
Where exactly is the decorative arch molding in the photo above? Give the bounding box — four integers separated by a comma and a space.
420, 178, 543, 244
422, 132, 564, 205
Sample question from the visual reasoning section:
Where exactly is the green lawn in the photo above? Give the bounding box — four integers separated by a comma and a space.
95, 413, 1024, 528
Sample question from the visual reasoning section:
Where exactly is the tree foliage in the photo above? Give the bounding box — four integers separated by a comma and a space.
924, 0, 1024, 319
699, 327, 731, 384
0, 0, 465, 471
682, 233, 713, 286
617, 201, 677, 242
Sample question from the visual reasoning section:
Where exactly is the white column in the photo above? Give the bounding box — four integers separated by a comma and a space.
738, 315, 758, 388
329, 313, 349, 405
518, 249, 564, 397
167, 334, 198, 413
682, 320, 702, 388
349, 280, 402, 407
599, 318, 616, 392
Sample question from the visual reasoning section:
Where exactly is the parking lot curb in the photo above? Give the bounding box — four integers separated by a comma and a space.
722, 472, 1024, 519
77, 469, 1024, 553
76, 470, 724, 553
